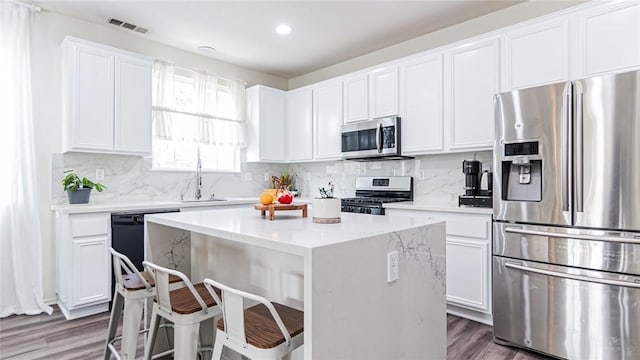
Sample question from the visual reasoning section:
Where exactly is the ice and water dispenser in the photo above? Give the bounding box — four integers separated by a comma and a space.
500, 141, 542, 202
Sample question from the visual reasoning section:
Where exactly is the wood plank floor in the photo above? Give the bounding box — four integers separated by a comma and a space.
0, 307, 550, 359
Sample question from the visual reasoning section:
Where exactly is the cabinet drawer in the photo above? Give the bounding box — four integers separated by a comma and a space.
444, 213, 490, 239
70, 213, 109, 237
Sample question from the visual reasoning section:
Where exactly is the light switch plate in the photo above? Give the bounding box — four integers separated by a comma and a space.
387, 250, 399, 283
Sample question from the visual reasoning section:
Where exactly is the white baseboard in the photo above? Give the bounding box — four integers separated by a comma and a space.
447, 304, 493, 326
44, 296, 57, 306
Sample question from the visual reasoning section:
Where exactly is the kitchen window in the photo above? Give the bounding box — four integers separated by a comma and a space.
151, 60, 246, 172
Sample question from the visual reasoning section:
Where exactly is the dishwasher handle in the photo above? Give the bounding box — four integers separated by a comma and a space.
111, 209, 180, 226
112, 214, 144, 225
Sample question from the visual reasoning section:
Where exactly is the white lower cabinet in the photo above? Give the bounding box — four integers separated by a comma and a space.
386, 208, 493, 324
56, 212, 111, 320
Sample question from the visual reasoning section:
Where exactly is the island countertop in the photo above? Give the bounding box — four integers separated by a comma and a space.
145, 207, 444, 255
145, 207, 447, 360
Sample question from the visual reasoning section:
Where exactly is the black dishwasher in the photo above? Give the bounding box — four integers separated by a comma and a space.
110, 209, 179, 303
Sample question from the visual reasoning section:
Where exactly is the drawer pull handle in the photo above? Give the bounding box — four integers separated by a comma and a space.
505, 262, 640, 289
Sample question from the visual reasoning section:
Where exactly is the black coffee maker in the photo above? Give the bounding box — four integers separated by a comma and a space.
458, 159, 493, 208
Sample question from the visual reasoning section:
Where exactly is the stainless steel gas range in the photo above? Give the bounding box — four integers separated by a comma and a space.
341, 176, 413, 215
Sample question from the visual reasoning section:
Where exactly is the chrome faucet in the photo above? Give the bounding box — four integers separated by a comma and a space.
195, 150, 202, 200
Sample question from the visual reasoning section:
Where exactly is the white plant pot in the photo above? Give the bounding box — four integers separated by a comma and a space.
312, 197, 341, 224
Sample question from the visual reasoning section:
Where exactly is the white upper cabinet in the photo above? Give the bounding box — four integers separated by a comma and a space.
446, 38, 500, 151
399, 53, 444, 154
369, 66, 399, 118
62, 36, 152, 155
502, 17, 569, 91
246, 85, 287, 163
286, 87, 313, 162
343, 66, 399, 124
114, 55, 152, 154
576, 1, 640, 77
314, 80, 343, 160
64, 41, 114, 151
342, 74, 369, 123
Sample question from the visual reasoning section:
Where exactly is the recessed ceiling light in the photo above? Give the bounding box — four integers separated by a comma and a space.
198, 46, 216, 54
275, 24, 292, 35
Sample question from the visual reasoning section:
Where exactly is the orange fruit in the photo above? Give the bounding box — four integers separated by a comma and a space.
259, 192, 274, 205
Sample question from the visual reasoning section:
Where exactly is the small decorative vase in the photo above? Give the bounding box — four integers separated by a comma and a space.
312, 197, 341, 224
67, 188, 92, 204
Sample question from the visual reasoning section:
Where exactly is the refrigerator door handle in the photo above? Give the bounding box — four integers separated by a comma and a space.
576, 92, 584, 212
504, 227, 640, 245
561, 92, 571, 212
505, 262, 640, 289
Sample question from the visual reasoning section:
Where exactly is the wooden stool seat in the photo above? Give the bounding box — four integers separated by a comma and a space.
143, 262, 222, 360
122, 271, 181, 291
217, 303, 304, 349
157, 283, 221, 314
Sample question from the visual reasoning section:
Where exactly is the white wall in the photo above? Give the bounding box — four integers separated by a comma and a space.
288, 1, 585, 89
30, 10, 288, 303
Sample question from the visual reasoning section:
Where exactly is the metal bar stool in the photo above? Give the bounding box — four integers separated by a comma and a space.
143, 261, 222, 360
203, 278, 304, 360
104, 247, 182, 360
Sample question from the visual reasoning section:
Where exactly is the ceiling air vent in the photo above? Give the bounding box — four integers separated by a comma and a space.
107, 17, 148, 34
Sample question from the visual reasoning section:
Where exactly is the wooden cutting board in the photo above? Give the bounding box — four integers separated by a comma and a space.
254, 203, 308, 220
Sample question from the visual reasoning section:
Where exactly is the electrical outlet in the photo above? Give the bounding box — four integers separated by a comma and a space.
95, 169, 105, 181
244, 172, 253, 181
264, 172, 270, 181
418, 169, 425, 180
387, 251, 399, 283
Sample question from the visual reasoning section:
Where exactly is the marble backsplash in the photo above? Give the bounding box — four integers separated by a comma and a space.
52, 151, 492, 207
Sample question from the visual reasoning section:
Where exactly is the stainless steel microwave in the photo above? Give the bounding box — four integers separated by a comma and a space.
341, 116, 404, 160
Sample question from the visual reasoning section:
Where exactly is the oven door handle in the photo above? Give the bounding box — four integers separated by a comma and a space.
375, 122, 383, 153
505, 262, 640, 289
504, 227, 640, 245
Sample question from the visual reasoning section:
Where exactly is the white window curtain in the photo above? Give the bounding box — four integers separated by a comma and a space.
0, 1, 52, 317
152, 60, 246, 171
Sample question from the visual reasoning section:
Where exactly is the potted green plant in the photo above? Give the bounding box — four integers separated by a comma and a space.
62, 169, 106, 204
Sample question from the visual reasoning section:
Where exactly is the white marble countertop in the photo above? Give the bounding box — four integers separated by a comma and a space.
146, 207, 443, 255
50, 198, 256, 214
383, 201, 494, 215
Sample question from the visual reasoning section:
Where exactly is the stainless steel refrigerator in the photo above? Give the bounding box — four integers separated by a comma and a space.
493, 70, 640, 360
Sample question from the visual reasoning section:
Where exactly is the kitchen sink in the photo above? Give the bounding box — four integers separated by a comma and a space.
180, 198, 228, 202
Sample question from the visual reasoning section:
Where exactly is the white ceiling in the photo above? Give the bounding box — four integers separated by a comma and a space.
34, 1, 523, 78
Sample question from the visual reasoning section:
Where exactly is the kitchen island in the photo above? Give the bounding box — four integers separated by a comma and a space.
145, 208, 446, 360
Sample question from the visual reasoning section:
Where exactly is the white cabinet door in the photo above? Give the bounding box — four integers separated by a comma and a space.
114, 55, 152, 154
399, 53, 444, 153
577, 1, 640, 77
71, 43, 114, 151
447, 38, 499, 150
446, 237, 490, 311
246, 85, 286, 162
503, 18, 569, 90
62, 37, 152, 155
286, 88, 313, 162
71, 236, 110, 307
314, 81, 343, 160
343, 74, 368, 123
369, 66, 398, 118
260, 87, 286, 162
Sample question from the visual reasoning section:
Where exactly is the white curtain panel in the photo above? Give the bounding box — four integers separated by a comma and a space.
0, 1, 52, 317
152, 60, 246, 146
